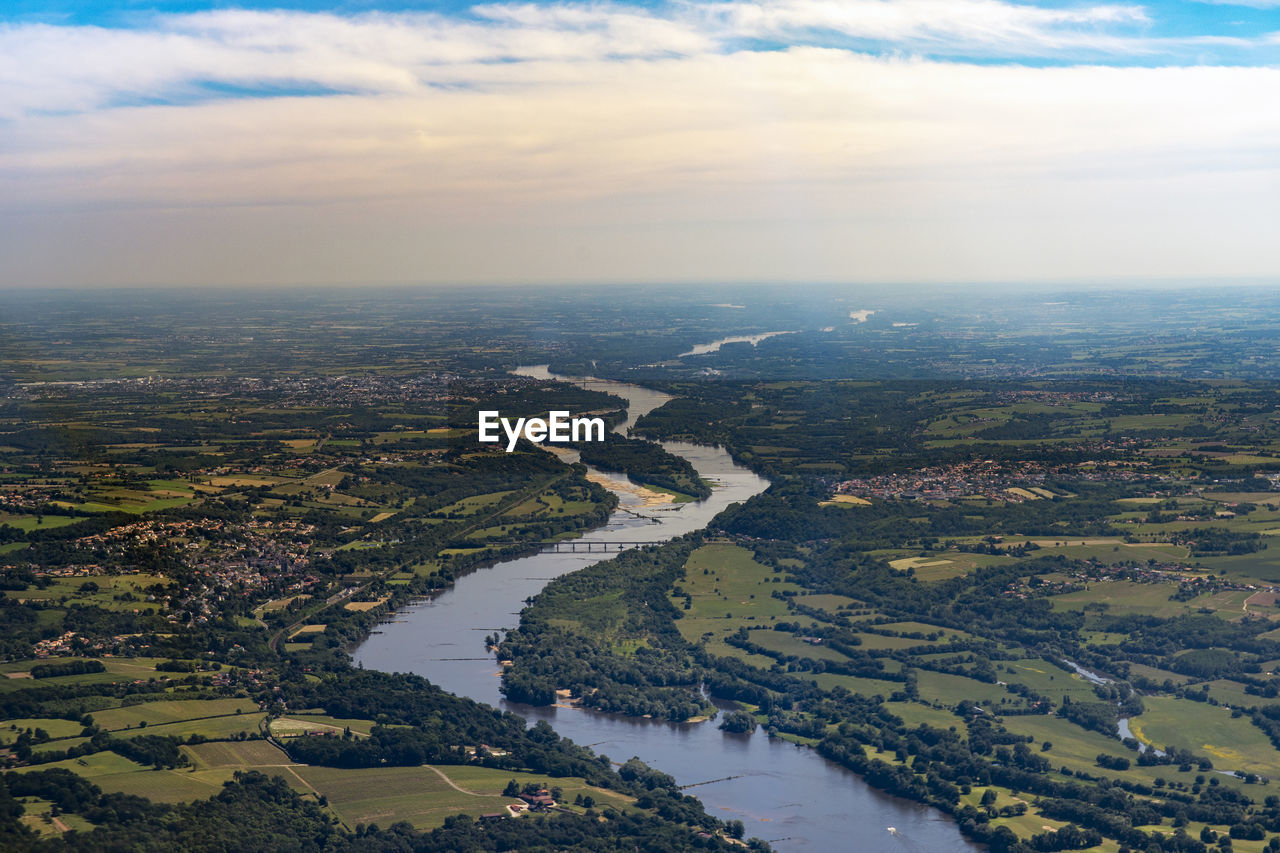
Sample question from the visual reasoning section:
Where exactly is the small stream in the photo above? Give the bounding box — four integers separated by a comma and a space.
1063, 661, 1169, 759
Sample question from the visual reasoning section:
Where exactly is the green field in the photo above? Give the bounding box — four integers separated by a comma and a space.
0, 513, 80, 532
998, 658, 1100, 705
18, 737, 637, 829
16, 750, 240, 803
745, 630, 849, 663
673, 544, 806, 649
883, 701, 964, 731
432, 491, 516, 517
0, 718, 85, 744
1080, 631, 1127, 645
116, 712, 266, 742
9, 574, 169, 612
809, 672, 903, 697
291, 764, 631, 830
1028, 541, 1190, 564
875, 621, 973, 640
848, 632, 934, 651
184, 740, 291, 768
1197, 678, 1265, 709
795, 593, 863, 615
270, 714, 379, 738
0, 657, 168, 691
1051, 581, 1194, 618
914, 670, 1008, 707
995, 714, 1222, 796
1131, 696, 1280, 777
1126, 662, 1192, 686
703, 637, 778, 668
90, 698, 258, 732
1195, 549, 1280, 583
882, 550, 1013, 581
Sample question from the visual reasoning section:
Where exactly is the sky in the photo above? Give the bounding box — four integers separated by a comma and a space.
1, 0, 1278, 288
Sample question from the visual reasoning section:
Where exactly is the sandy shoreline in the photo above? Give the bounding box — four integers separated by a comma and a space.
539, 444, 674, 507
584, 471, 674, 507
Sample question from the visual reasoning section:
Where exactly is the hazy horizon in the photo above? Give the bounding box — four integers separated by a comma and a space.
2, 276, 1278, 293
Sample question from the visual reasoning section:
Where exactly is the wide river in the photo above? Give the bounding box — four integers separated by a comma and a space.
354, 364, 981, 851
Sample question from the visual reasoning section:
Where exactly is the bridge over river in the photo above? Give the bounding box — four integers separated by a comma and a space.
484, 538, 664, 552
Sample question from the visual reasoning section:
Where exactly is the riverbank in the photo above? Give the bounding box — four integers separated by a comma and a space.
353, 367, 983, 852
583, 470, 674, 507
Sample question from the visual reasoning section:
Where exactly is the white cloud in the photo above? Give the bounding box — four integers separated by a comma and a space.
704, 0, 1153, 53
8, 48, 1275, 203
0, 6, 719, 120
0, 1, 1264, 121
1, 2, 1278, 286
1194, 0, 1280, 7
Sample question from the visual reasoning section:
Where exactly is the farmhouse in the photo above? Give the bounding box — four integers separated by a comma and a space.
518, 790, 557, 811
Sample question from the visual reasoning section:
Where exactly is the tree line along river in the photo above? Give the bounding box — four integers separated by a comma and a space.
352, 362, 982, 851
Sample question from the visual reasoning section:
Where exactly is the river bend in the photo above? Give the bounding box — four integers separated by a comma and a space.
353, 365, 980, 851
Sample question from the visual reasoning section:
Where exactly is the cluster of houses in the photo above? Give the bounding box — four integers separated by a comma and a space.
834, 459, 1064, 503
462, 744, 510, 760
832, 452, 1168, 504
15, 371, 461, 408
989, 389, 1119, 405
31, 631, 80, 658
16, 516, 323, 629
999, 558, 1276, 607
29, 628, 146, 658
0, 486, 72, 515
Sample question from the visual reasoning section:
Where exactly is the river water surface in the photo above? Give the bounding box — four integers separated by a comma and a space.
353, 366, 981, 851
678, 332, 795, 357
